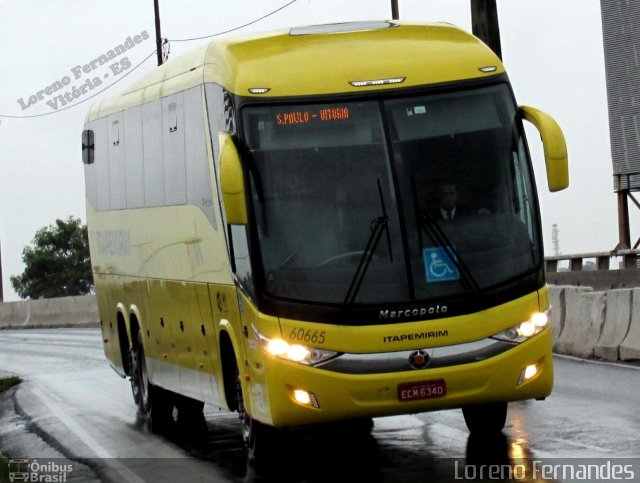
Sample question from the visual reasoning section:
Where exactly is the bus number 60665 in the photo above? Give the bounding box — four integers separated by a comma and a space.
289, 328, 326, 344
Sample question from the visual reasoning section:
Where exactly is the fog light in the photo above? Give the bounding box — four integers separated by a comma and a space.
524, 364, 538, 379
518, 363, 539, 385
292, 389, 320, 408
293, 389, 311, 405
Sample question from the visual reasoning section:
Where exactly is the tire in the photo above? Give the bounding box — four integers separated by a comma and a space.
129, 348, 141, 406
235, 368, 281, 464
462, 402, 508, 434
134, 332, 174, 433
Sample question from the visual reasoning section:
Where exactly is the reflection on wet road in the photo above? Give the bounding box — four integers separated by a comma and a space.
1, 329, 639, 482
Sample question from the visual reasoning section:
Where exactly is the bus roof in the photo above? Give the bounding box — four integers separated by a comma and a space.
86, 21, 505, 121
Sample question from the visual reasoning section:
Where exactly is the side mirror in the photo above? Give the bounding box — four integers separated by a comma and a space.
519, 106, 569, 192
219, 132, 248, 225
82, 129, 95, 165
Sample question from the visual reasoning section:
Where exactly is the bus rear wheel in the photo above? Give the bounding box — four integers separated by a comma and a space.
129, 348, 141, 406
462, 402, 507, 434
134, 332, 174, 433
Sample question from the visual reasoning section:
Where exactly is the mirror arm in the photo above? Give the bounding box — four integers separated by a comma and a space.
519, 105, 569, 192
219, 132, 248, 225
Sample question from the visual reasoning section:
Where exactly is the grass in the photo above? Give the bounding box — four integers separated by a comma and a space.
0, 376, 21, 393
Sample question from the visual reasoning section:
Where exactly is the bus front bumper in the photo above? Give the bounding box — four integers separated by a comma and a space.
250, 328, 553, 428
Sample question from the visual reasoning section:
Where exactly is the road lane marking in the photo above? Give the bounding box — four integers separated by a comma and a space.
30, 387, 146, 483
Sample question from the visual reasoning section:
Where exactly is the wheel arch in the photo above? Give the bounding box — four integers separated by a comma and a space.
129, 308, 142, 353
115, 304, 131, 376
218, 327, 242, 412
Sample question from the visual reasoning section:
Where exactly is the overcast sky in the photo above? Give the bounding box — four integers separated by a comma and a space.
0, 0, 622, 300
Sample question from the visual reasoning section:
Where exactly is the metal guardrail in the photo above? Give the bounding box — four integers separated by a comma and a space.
545, 250, 640, 290
545, 249, 640, 272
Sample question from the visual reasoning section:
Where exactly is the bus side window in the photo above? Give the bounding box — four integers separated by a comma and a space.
162, 94, 186, 206
168, 102, 178, 133
143, 100, 165, 207
124, 106, 145, 209
109, 115, 126, 210
111, 120, 120, 146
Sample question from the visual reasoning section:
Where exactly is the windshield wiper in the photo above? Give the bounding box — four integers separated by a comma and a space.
410, 177, 482, 295
342, 179, 393, 306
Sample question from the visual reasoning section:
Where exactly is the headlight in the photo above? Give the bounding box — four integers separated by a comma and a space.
491, 309, 550, 343
256, 330, 339, 366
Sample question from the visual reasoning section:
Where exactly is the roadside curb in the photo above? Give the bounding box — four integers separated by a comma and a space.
0, 384, 100, 482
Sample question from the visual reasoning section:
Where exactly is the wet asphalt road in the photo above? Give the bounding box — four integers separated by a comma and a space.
0, 328, 639, 482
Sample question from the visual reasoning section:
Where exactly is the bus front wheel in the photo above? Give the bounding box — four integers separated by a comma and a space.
462, 402, 507, 433
235, 370, 281, 464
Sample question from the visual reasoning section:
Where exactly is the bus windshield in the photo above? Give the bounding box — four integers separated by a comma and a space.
240, 83, 541, 305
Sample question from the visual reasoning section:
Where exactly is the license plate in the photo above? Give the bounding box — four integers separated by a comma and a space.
398, 379, 446, 401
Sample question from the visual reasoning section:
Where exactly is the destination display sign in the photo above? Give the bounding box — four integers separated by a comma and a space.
275, 106, 351, 126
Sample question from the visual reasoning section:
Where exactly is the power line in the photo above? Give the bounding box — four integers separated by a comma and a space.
1, 1, 300, 119
0, 50, 157, 119
169, 0, 300, 42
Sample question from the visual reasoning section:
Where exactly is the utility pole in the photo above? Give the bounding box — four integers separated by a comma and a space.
391, 0, 399, 20
616, 183, 631, 249
154, 0, 164, 66
470, 0, 502, 60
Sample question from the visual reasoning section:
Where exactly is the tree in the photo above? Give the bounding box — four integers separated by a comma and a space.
10, 217, 93, 299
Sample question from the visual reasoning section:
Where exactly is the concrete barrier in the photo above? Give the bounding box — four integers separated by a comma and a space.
548, 285, 592, 346
620, 288, 640, 361
0, 286, 637, 362
554, 288, 604, 358
550, 286, 593, 353
594, 289, 632, 361
548, 286, 565, 345
0, 294, 99, 330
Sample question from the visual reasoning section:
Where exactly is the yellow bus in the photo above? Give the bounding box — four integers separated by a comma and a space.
82, 21, 568, 458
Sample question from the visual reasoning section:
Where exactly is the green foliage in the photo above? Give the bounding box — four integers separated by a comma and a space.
10, 217, 93, 299
0, 376, 21, 393
0, 456, 8, 482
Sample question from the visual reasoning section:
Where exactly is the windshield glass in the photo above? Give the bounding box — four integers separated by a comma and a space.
385, 85, 540, 299
240, 84, 541, 305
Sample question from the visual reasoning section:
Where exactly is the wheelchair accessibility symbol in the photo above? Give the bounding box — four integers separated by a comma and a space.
424, 247, 460, 282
